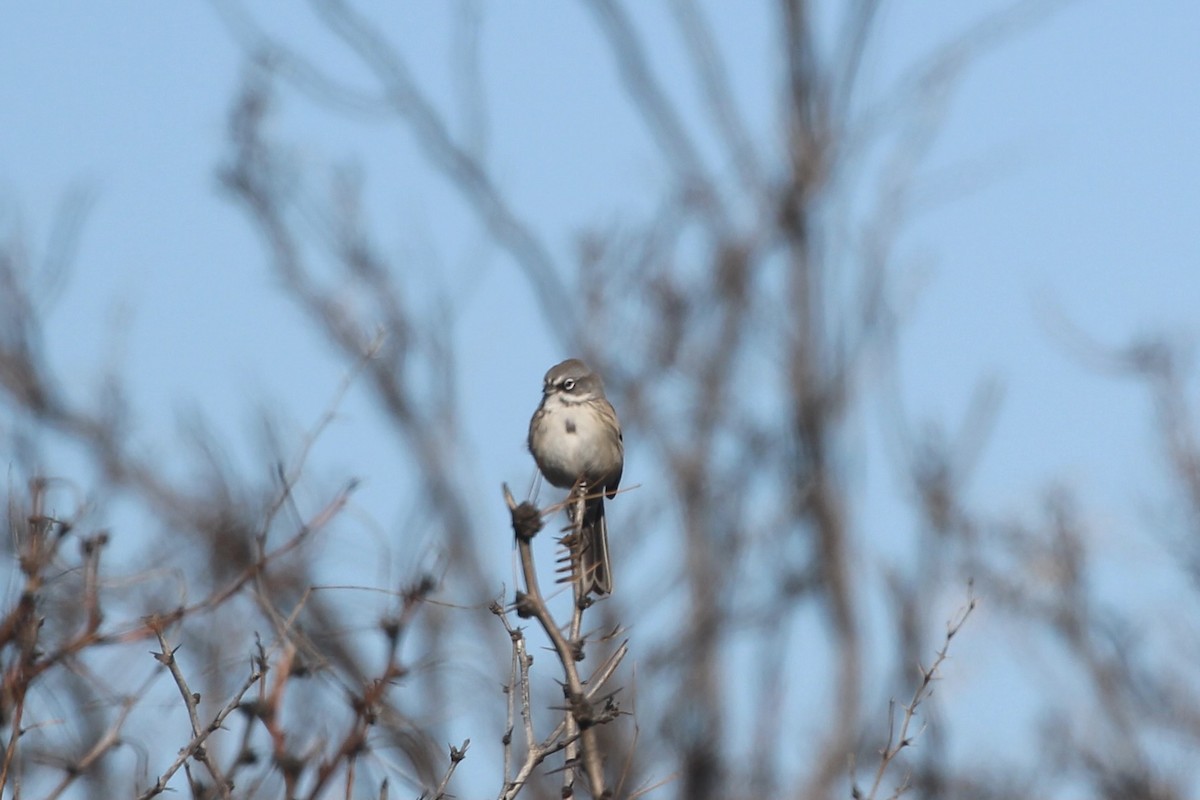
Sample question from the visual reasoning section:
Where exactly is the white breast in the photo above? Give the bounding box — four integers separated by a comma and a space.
533, 400, 605, 488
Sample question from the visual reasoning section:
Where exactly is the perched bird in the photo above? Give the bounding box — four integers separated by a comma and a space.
527, 358, 624, 595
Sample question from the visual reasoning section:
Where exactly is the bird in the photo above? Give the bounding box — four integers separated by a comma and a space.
527, 358, 624, 595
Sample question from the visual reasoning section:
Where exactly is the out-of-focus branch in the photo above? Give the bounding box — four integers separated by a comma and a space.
848, 0, 1071, 156
44, 687, 143, 800
221, 67, 494, 613
585, 0, 725, 228
668, 0, 764, 196
0, 482, 67, 793
1125, 341, 1200, 551
830, 0, 882, 116
779, 4, 864, 795
216, 0, 577, 339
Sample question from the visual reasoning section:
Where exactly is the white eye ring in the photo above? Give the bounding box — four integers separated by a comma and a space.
562, 379, 576, 391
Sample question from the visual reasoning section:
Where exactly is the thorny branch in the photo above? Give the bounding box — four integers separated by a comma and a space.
151, 626, 234, 796
137, 661, 264, 800
499, 484, 625, 799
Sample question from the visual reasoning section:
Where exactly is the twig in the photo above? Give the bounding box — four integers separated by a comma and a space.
150, 627, 233, 797
586, 640, 629, 701
138, 660, 265, 799
502, 719, 584, 800
856, 584, 977, 800
493, 600, 531, 787
430, 740, 469, 799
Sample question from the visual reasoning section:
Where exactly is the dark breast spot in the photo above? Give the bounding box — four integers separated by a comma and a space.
565, 418, 576, 434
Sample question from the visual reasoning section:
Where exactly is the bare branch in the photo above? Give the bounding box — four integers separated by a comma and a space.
857, 584, 977, 800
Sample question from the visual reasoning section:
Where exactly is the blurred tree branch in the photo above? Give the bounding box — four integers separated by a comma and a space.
4, 2, 1198, 799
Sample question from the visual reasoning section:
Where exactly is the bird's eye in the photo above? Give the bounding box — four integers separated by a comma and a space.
562, 379, 576, 391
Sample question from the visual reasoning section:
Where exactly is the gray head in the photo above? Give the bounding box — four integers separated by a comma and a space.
543, 358, 606, 402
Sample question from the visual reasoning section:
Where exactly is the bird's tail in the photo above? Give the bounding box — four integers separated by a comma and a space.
580, 499, 612, 596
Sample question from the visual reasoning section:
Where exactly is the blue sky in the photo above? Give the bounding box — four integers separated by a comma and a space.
2, 1, 1199, 793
